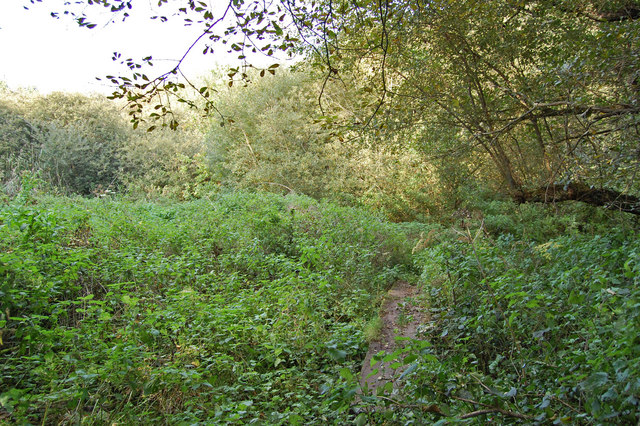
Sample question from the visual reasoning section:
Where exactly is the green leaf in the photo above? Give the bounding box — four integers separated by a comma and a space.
328, 347, 347, 361
354, 413, 368, 426
568, 290, 584, 305
504, 387, 517, 398
289, 414, 304, 425
365, 368, 378, 380
404, 354, 418, 364
339, 368, 353, 381
399, 362, 417, 380
581, 372, 609, 391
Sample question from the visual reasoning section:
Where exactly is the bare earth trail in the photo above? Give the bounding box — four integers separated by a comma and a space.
359, 281, 428, 397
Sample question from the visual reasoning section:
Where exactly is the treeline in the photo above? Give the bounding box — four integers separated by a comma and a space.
29, 0, 636, 220
0, 87, 210, 200
0, 71, 521, 222
3, 1, 640, 223
1, 76, 441, 220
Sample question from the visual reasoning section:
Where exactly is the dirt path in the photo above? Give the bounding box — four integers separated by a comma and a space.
359, 281, 427, 396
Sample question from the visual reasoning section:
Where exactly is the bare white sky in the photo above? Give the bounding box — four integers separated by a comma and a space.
0, 1, 250, 94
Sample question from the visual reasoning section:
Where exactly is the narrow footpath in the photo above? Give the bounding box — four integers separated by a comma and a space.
359, 281, 427, 396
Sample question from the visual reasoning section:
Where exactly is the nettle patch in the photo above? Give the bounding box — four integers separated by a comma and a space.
0, 185, 416, 424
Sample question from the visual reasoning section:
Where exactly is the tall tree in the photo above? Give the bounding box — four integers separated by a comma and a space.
305, 0, 640, 212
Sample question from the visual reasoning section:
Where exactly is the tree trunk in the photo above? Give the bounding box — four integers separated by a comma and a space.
515, 183, 640, 215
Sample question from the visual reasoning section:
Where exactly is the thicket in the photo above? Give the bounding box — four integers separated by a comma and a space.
0, 177, 413, 423
0, 91, 126, 195
2, 73, 454, 220
206, 71, 438, 221
2, 175, 638, 423
376, 203, 640, 424
35, 0, 639, 216
0, 88, 213, 201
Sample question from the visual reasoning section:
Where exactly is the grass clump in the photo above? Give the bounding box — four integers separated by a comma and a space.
363, 316, 383, 343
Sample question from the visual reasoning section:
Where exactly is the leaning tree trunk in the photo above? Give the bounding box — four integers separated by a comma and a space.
514, 183, 640, 216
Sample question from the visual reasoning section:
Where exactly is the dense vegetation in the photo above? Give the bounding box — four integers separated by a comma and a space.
2, 175, 638, 423
409, 201, 639, 424
2, 0, 640, 423
34, 0, 640, 212
1, 177, 413, 423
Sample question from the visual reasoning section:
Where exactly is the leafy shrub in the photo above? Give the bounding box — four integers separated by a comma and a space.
455, 185, 635, 242
120, 120, 213, 200
0, 101, 46, 194
205, 70, 439, 221
0, 91, 128, 195
399, 222, 640, 423
24, 93, 129, 195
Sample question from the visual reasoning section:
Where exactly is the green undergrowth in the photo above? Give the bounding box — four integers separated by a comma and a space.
0, 182, 415, 424
2, 179, 639, 424
357, 203, 640, 424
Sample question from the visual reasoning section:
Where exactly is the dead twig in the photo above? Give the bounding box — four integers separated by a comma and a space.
459, 407, 532, 420
445, 393, 534, 421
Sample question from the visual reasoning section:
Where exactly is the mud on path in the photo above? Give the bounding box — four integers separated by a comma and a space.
359, 281, 427, 396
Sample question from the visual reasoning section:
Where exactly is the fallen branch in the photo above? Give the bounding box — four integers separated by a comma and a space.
515, 183, 640, 216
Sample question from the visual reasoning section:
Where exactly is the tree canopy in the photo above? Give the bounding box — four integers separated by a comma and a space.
300, 0, 640, 211
26, 0, 640, 211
